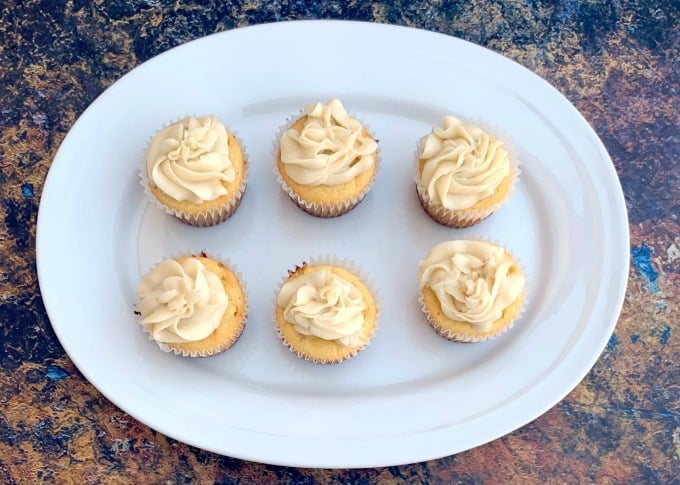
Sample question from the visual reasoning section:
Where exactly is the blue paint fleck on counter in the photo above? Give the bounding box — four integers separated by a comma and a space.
631, 334, 640, 343
660, 326, 670, 345
21, 183, 34, 198
631, 244, 659, 292
607, 333, 618, 352
46, 364, 68, 380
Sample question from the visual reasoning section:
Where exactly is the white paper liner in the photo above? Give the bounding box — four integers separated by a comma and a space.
417, 238, 527, 343
413, 118, 521, 228
271, 107, 381, 218
272, 255, 381, 364
135, 250, 248, 357
139, 117, 249, 227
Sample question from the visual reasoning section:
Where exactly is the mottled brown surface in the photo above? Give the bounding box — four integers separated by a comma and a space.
1, 1, 678, 483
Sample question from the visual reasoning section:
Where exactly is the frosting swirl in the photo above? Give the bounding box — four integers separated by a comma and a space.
137, 258, 228, 343
419, 240, 524, 331
277, 268, 366, 347
419, 116, 510, 210
146, 115, 235, 204
279, 98, 377, 186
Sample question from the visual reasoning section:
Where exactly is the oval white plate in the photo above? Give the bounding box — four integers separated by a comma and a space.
36, 20, 629, 468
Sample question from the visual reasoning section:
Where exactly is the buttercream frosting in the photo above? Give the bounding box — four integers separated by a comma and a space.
419, 240, 524, 331
277, 268, 367, 347
147, 115, 235, 204
137, 258, 228, 343
419, 116, 510, 210
279, 99, 377, 186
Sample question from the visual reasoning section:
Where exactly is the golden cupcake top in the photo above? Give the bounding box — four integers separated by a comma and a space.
418, 116, 510, 210
146, 115, 236, 204
276, 266, 367, 347
419, 240, 524, 331
279, 98, 378, 186
137, 257, 228, 343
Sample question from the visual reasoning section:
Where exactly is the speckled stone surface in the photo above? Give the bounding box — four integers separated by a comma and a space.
1, 1, 678, 483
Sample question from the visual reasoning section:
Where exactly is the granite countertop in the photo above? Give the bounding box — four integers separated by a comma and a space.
1, 1, 678, 483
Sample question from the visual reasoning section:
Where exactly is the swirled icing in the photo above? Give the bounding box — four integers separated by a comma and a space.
137, 258, 228, 343
147, 115, 235, 203
419, 240, 523, 331
279, 99, 377, 186
277, 268, 367, 347
419, 116, 510, 210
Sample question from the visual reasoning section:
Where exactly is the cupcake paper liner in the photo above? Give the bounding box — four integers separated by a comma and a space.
139, 118, 249, 227
136, 250, 248, 358
417, 238, 527, 343
413, 118, 521, 228
272, 109, 381, 218
272, 255, 381, 364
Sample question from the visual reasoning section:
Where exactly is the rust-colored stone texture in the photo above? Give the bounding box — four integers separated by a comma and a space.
0, 1, 677, 483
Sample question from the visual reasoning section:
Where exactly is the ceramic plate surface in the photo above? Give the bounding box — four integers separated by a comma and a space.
36, 20, 629, 468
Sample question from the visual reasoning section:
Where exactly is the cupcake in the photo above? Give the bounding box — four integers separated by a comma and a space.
276, 98, 379, 217
136, 254, 247, 357
275, 262, 378, 363
418, 240, 525, 342
415, 116, 516, 228
144, 115, 247, 226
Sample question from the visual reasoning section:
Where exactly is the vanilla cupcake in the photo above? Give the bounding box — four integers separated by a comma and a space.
418, 240, 525, 342
416, 116, 516, 227
136, 255, 247, 357
144, 115, 247, 226
276, 99, 379, 217
275, 262, 378, 363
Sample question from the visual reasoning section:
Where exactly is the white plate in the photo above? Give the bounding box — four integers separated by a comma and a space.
36, 20, 629, 468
